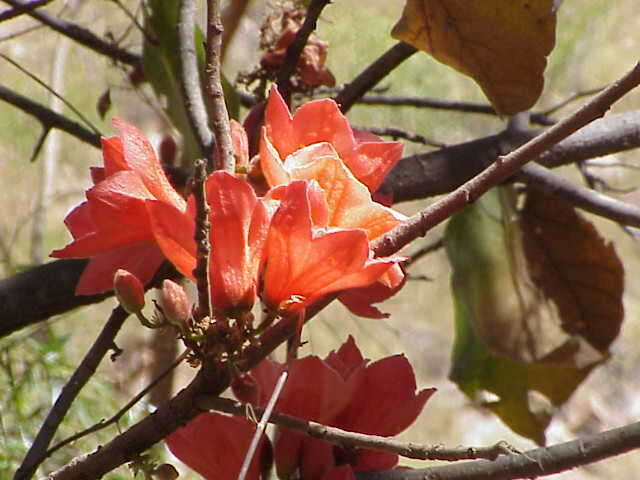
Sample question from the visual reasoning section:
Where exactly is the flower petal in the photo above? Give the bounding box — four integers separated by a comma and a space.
75, 241, 165, 295
262, 181, 397, 311
335, 354, 436, 437
112, 119, 186, 211
207, 171, 269, 312
166, 412, 268, 480
146, 200, 196, 280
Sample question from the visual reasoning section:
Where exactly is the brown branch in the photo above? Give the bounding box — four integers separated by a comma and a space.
205, 0, 234, 172
177, 0, 213, 160
518, 163, 640, 227
202, 396, 515, 463
381, 110, 640, 203
192, 160, 212, 318
0, 85, 101, 148
15, 307, 129, 480
372, 61, 640, 258
335, 42, 417, 114
275, 0, 332, 105
357, 421, 640, 480
3, 0, 140, 66
0, 0, 51, 22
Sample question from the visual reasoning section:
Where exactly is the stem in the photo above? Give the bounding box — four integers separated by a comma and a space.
205, 0, 234, 172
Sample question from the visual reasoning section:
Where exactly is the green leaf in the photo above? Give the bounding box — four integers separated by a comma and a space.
142, 0, 240, 164
445, 186, 623, 444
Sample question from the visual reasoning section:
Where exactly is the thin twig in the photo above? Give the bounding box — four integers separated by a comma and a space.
353, 125, 445, 148
0, 0, 51, 22
275, 0, 332, 105
1, 53, 101, 135
542, 85, 606, 116
177, 0, 214, 160
335, 42, 417, 114
44, 351, 188, 459
204, 396, 517, 463
357, 95, 556, 126
372, 62, 640, 258
14, 307, 129, 480
3, 0, 140, 66
237, 371, 288, 480
205, 0, 234, 172
518, 163, 640, 227
0, 87, 100, 148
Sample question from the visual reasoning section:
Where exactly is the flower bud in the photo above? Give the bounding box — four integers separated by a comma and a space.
113, 269, 145, 314
160, 280, 191, 325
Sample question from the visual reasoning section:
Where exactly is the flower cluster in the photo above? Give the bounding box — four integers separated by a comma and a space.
166, 336, 435, 480
52, 87, 406, 318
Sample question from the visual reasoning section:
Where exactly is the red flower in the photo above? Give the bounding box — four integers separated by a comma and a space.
245, 336, 435, 480
149, 171, 270, 314
206, 171, 270, 313
51, 120, 187, 294
263, 86, 402, 193
165, 412, 269, 480
261, 130, 407, 317
261, 180, 402, 314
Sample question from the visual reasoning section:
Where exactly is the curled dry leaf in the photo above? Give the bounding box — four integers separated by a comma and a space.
392, 0, 558, 114
445, 186, 624, 444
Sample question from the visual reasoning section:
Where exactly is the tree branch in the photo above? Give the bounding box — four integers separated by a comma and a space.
335, 42, 417, 114
275, 0, 332, 105
381, 110, 640, 202
177, 0, 213, 160
357, 421, 640, 480
0, 85, 101, 148
372, 61, 640, 258
3, 0, 140, 66
15, 307, 129, 480
518, 163, 640, 227
0, 0, 51, 22
205, 0, 234, 172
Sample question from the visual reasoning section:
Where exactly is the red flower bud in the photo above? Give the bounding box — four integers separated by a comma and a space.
113, 269, 145, 314
160, 279, 191, 325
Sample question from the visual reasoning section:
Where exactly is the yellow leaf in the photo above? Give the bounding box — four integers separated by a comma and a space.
392, 0, 557, 114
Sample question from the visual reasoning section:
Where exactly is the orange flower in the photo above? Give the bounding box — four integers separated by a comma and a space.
261, 130, 407, 317
261, 180, 401, 314
263, 85, 402, 193
51, 120, 187, 295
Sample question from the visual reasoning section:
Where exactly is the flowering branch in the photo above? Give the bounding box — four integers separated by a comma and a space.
15, 307, 129, 480
372, 61, 640, 258
275, 0, 332, 105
